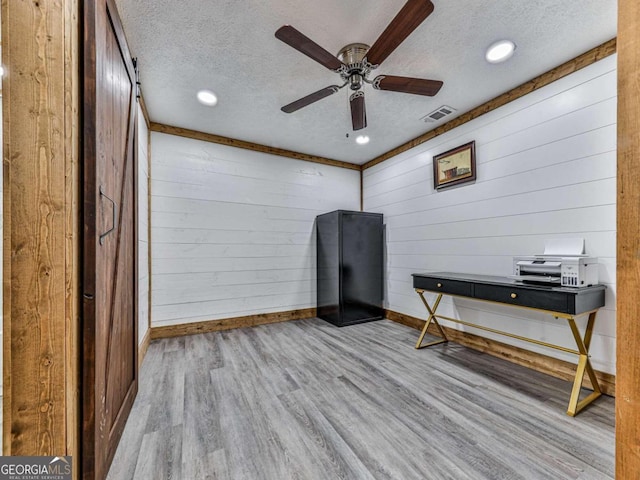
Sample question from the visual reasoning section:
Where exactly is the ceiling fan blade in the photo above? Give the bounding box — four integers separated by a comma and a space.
350, 91, 367, 131
275, 25, 345, 72
281, 85, 341, 113
372, 75, 443, 96
365, 0, 434, 67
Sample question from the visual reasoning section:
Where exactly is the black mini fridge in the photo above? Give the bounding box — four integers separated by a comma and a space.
316, 210, 383, 326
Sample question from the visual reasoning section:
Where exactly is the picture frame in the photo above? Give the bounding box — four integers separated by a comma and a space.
433, 141, 476, 190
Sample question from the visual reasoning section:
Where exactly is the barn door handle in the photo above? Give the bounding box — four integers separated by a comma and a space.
99, 186, 117, 245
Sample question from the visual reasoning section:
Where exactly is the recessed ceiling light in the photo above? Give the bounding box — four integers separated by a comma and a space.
485, 40, 516, 64
355, 135, 370, 145
197, 89, 218, 106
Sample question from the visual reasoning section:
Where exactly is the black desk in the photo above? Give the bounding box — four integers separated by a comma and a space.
411, 272, 606, 416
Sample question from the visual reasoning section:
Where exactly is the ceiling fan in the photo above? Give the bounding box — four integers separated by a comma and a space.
275, 0, 443, 131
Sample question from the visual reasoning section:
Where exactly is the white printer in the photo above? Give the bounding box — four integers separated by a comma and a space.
512, 238, 599, 288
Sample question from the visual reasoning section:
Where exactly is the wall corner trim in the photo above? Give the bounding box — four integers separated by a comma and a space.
138, 329, 152, 370
138, 92, 151, 130
616, 0, 640, 475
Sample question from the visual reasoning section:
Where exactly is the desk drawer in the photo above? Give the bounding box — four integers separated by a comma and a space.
474, 284, 569, 313
413, 277, 473, 297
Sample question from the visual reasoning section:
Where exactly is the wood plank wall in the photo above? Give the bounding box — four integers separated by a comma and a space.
616, 1, 640, 477
149, 132, 360, 330
2, 0, 79, 458
364, 56, 617, 375
138, 96, 153, 366
137, 104, 151, 349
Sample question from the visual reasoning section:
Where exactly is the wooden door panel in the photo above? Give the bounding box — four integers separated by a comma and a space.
100, 16, 136, 434
83, 0, 138, 478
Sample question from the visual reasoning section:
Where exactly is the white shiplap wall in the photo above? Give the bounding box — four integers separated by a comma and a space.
364, 55, 617, 374
150, 132, 360, 327
138, 105, 150, 345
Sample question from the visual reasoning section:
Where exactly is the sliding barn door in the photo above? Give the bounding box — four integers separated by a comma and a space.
82, 0, 138, 478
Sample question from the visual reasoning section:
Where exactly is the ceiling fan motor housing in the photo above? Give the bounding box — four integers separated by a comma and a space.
337, 43, 372, 90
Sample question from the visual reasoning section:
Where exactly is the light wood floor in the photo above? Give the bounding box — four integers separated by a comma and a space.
107, 318, 614, 480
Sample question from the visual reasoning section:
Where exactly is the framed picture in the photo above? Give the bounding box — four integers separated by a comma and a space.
433, 141, 476, 190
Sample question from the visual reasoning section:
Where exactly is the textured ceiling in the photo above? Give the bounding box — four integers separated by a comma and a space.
114, 0, 617, 165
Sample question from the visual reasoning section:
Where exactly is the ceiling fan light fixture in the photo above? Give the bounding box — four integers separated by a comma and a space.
197, 89, 218, 106
485, 40, 516, 64
356, 135, 370, 145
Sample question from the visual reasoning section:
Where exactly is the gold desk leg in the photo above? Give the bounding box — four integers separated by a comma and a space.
415, 291, 448, 349
566, 312, 602, 416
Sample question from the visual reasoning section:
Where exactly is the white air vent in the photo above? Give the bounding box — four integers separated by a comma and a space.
421, 105, 456, 123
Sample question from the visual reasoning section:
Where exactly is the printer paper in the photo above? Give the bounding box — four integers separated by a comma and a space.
543, 238, 585, 256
